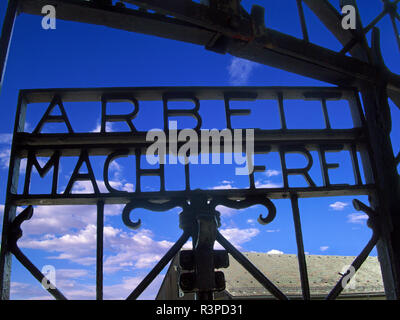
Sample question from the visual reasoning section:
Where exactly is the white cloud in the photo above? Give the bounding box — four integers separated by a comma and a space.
11, 207, 261, 300
17, 203, 129, 236
0, 147, 10, 169
215, 205, 237, 217
56, 268, 91, 279
219, 227, 260, 250
20, 224, 98, 266
64, 179, 134, 194
0, 133, 12, 170
267, 249, 284, 255
103, 229, 174, 274
264, 169, 280, 178
91, 121, 113, 133
254, 180, 283, 189
227, 57, 258, 85
20, 205, 97, 235
212, 184, 235, 190
102, 275, 164, 300
10, 281, 52, 300
329, 201, 349, 211
320, 246, 329, 252
11, 274, 164, 300
222, 180, 233, 184
19, 220, 176, 275
347, 213, 368, 224
266, 229, 280, 233
0, 133, 12, 144
182, 226, 260, 251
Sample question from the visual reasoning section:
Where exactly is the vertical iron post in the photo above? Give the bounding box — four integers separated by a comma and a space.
0, 0, 18, 96
357, 28, 400, 299
191, 195, 218, 301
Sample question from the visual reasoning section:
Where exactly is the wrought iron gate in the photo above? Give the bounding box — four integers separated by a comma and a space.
0, 85, 394, 300
0, 0, 400, 300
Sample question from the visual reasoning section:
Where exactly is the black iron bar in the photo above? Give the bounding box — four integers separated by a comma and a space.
17, 0, 400, 96
290, 194, 311, 300
96, 201, 104, 300
11, 246, 67, 300
350, 145, 363, 186
0, 94, 28, 299
14, 130, 366, 150
321, 98, 331, 129
389, 12, 400, 53
341, 2, 396, 56
0, 0, 18, 95
17, 86, 357, 103
10, 184, 375, 207
363, 10, 388, 35
296, 0, 309, 42
0, 0, 398, 301
325, 231, 379, 300
277, 92, 287, 131
216, 231, 288, 300
126, 231, 190, 300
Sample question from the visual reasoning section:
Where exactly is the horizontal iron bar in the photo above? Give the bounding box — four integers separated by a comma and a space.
13, 130, 366, 154
123, 0, 254, 40
17, 0, 400, 96
19, 86, 354, 103
9, 185, 375, 206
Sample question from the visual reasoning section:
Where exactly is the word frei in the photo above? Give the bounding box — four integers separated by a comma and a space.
146, 121, 255, 175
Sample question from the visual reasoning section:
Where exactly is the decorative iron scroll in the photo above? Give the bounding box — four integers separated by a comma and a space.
0, 86, 381, 300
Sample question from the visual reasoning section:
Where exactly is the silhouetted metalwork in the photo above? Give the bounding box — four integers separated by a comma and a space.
0, 0, 399, 300
0, 85, 392, 300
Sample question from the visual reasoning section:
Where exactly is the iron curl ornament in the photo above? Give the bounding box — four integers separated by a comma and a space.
122, 193, 277, 230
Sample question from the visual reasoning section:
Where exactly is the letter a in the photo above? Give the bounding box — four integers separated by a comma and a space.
64, 151, 100, 194
33, 95, 74, 134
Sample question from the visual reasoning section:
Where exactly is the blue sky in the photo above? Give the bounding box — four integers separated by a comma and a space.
0, 0, 399, 300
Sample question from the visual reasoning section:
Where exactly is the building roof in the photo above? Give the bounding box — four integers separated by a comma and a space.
156, 252, 385, 300
223, 253, 384, 299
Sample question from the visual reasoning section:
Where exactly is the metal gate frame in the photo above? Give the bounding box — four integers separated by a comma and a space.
0, 85, 392, 300
0, 0, 399, 300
